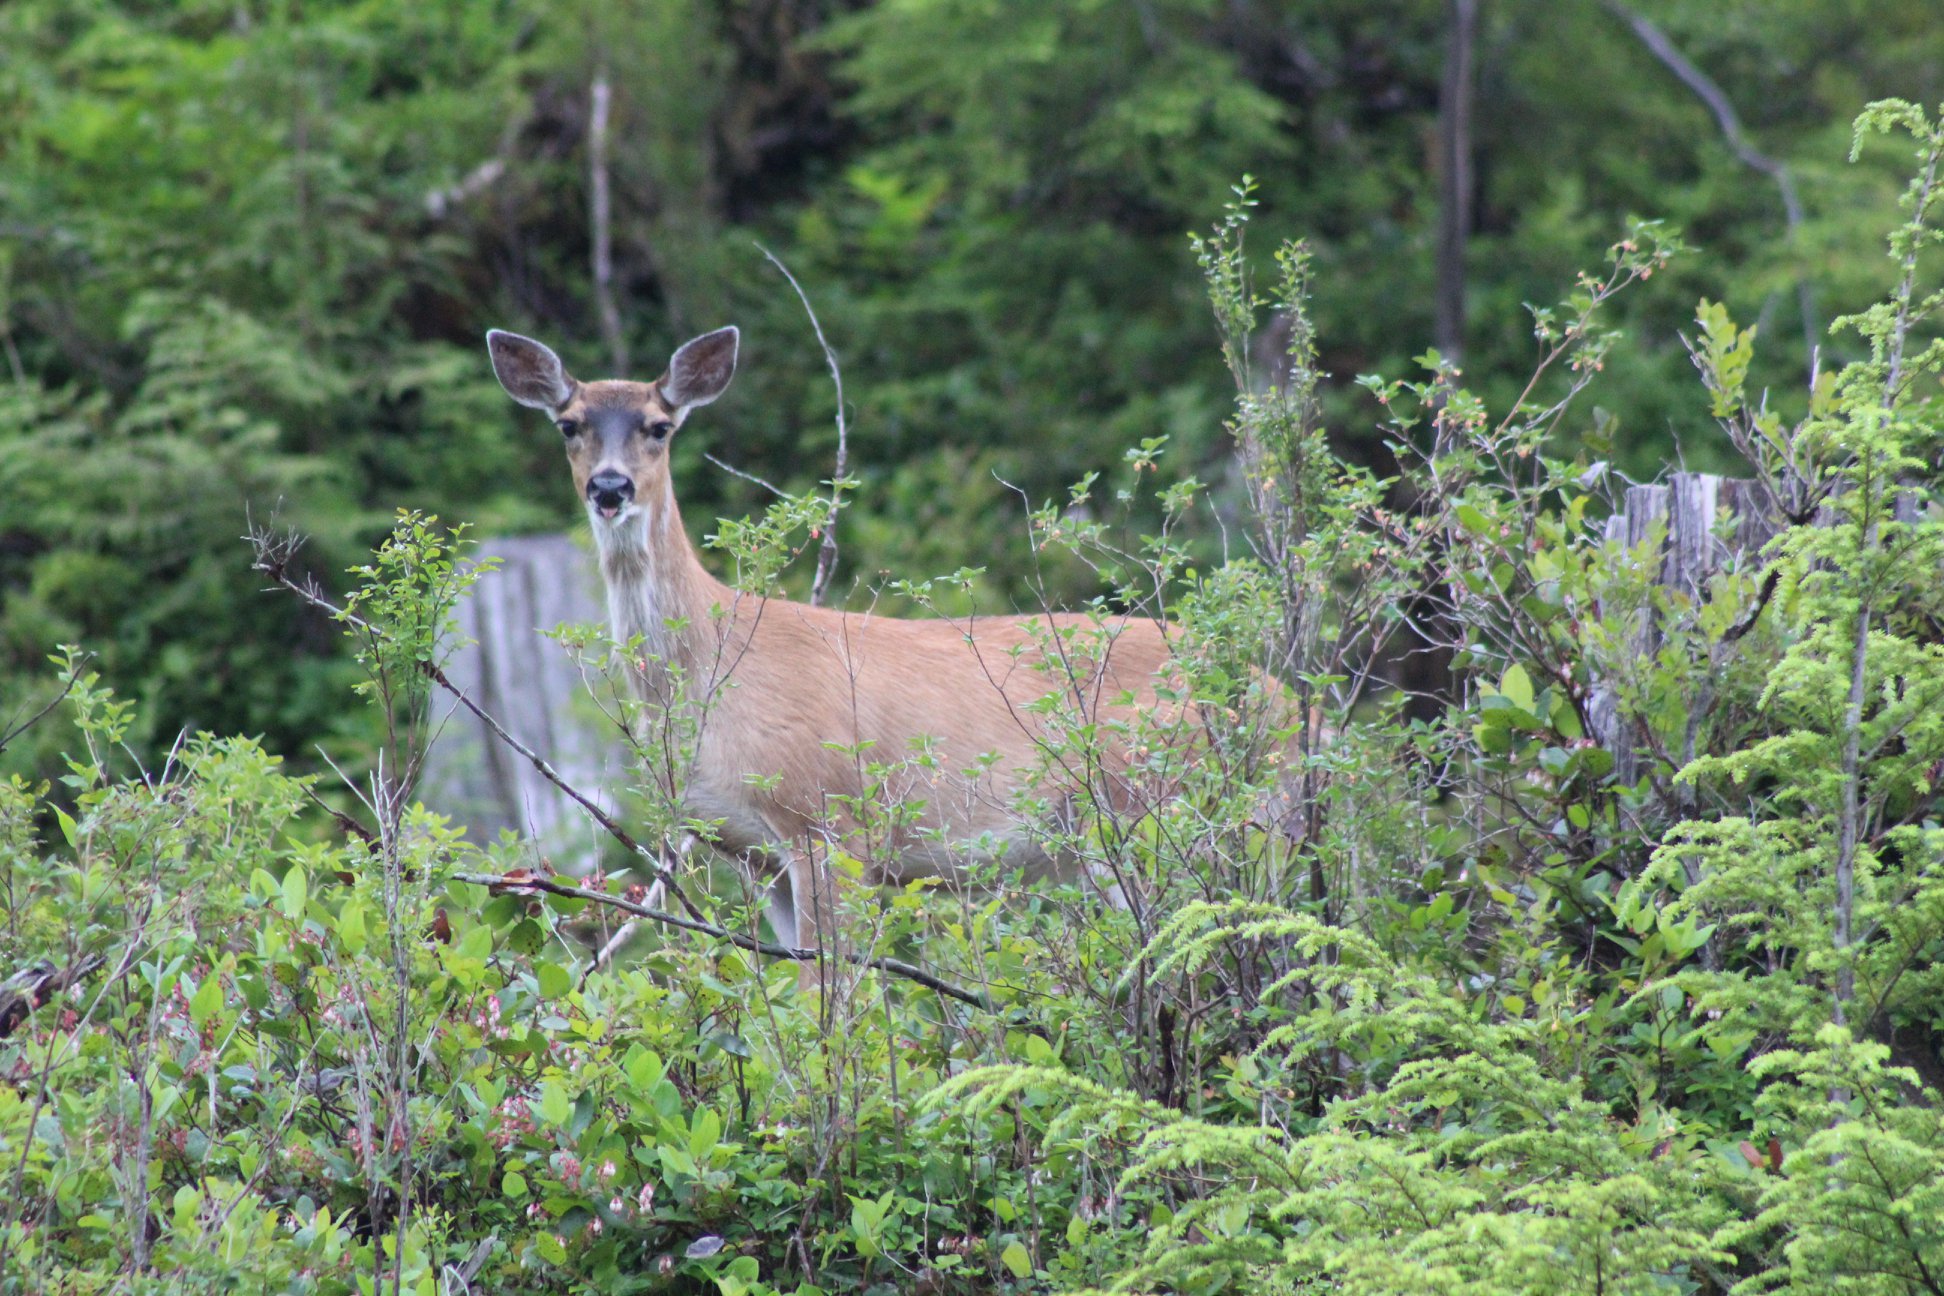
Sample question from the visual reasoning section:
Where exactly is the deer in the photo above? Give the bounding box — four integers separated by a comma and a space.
486, 325, 1237, 976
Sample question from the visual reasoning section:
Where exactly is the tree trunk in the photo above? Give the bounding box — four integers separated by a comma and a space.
1435, 0, 1479, 362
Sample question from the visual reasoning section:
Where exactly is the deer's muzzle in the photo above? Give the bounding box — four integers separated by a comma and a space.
587, 471, 634, 518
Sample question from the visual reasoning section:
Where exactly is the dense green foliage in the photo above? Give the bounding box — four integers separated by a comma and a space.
4, 0, 1943, 775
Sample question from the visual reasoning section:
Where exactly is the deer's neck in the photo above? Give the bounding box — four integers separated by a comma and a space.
591, 484, 722, 696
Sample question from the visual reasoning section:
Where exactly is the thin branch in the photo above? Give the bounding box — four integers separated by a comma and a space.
705, 452, 787, 497
0, 663, 82, 755
589, 72, 626, 375
303, 782, 378, 846
756, 242, 850, 607
250, 535, 705, 924
453, 871, 994, 1008
423, 158, 506, 219
1604, 0, 1818, 373
1722, 566, 1782, 643
583, 919, 640, 985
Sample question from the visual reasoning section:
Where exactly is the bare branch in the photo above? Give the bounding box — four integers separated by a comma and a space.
424, 159, 505, 219
583, 919, 640, 985
1435, 0, 1479, 361
1604, 0, 1817, 371
705, 452, 787, 497
453, 871, 994, 1008
757, 242, 850, 607
0, 660, 83, 755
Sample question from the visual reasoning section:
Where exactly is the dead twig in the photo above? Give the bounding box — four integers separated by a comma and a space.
583, 919, 640, 985
1604, 0, 1817, 374
756, 243, 850, 608
705, 452, 787, 498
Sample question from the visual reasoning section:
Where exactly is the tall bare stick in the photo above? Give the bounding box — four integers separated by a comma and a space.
590, 73, 626, 375
756, 243, 850, 608
1435, 0, 1478, 362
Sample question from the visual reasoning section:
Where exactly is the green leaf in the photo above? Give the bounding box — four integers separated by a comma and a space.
502, 1169, 528, 1199
624, 1046, 664, 1094
536, 961, 572, 999
281, 866, 308, 921
336, 899, 367, 955
1001, 1241, 1032, 1279
188, 974, 223, 1027
54, 808, 79, 848
538, 1078, 571, 1126
1498, 663, 1534, 712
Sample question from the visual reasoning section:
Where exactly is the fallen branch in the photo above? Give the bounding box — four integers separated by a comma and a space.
454, 870, 994, 1009
250, 533, 706, 925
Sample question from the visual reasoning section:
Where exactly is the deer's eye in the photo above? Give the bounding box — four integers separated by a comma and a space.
646, 421, 674, 442
556, 418, 581, 437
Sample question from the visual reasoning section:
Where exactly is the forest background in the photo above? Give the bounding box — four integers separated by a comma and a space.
2, 0, 1938, 773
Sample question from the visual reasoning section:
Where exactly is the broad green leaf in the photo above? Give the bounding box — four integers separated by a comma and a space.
1455, 503, 1495, 537
281, 866, 308, 921
188, 974, 223, 1027
538, 1078, 571, 1126
536, 961, 571, 999
336, 900, 367, 955
1499, 663, 1534, 712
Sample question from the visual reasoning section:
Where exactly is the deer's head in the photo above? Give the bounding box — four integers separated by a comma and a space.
486, 327, 739, 531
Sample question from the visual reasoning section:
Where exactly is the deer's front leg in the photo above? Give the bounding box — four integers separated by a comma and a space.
750, 847, 831, 991
784, 848, 838, 991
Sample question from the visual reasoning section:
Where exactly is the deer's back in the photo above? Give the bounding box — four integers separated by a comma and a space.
688, 598, 1174, 869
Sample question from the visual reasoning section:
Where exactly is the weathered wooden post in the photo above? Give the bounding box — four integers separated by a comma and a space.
1587, 473, 1783, 785
420, 534, 618, 870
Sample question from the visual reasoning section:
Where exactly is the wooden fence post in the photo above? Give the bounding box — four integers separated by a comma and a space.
1586, 473, 1785, 785
419, 534, 617, 871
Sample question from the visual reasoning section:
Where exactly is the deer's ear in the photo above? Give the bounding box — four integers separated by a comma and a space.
661, 327, 739, 412
487, 330, 576, 411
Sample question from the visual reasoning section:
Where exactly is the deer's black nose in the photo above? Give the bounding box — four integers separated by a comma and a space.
587, 472, 634, 516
